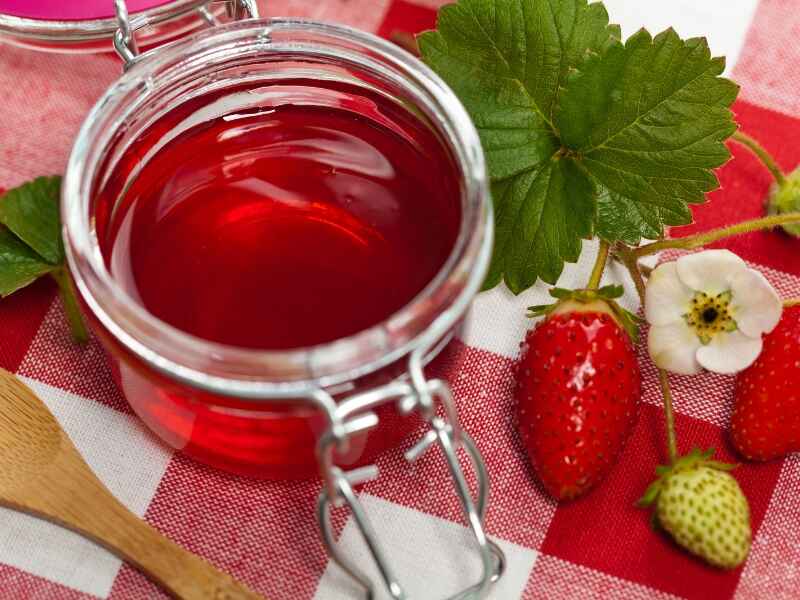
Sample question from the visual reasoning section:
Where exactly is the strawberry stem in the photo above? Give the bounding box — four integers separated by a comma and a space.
731, 130, 786, 187
618, 246, 679, 464
632, 212, 800, 259
616, 246, 646, 301
658, 369, 679, 464
587, 240, 610, 289
51, 267, 89, 345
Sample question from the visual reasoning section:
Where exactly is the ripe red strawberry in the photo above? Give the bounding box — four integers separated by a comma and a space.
516, 288, 642, 500
730, 305, 800, 461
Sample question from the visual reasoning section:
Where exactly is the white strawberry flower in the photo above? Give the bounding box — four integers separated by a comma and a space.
645, 249, 782, 375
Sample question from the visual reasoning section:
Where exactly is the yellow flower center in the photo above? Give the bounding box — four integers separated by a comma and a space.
683, 290, 737, 345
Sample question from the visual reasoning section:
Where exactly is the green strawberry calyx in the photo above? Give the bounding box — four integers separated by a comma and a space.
767, 166, 800, 238
527, 284, 642, 343
637, 448, 738, 510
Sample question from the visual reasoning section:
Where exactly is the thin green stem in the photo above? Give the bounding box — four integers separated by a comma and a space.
633, 213, 800, 259
587, 240, 610, 289
51, 267, 88, 344
616, 246, 647, 302
732, 130, 787, 187
658, 370, 679, 464
619, 247, 679, 464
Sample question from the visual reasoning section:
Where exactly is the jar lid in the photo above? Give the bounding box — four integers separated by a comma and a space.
0, 0, 211, 53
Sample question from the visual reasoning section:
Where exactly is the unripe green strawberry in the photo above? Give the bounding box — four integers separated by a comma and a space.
639, 449, 751, 569
767, 166, 800, 237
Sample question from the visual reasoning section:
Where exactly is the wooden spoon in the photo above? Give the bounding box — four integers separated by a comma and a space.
0, 368, 264, 600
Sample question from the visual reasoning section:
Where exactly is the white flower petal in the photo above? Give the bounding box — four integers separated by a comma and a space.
676, 249, 747, 295
696, 330, 763, 374
730, 268, 783, 337
648, 321, 703, 375
645, 262, 695, 326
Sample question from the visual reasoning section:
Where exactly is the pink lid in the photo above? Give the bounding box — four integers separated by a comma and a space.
0, 0, 173, 21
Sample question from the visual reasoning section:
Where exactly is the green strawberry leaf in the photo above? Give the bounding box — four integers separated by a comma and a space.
0, 227, 57, 297
557, 29, 739, 244
419, 0, 619, 292
420, 0, 738, 293
0, 177, 88, 343
485, 134, 595, 292
0, 176, 64, 265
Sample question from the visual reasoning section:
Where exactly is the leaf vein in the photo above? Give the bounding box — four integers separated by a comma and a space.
587, 60, 721, 152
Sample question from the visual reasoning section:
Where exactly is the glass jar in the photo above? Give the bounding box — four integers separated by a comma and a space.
62, 16, 493, 481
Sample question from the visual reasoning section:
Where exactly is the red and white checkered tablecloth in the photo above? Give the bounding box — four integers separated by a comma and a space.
1, 0, 800, 598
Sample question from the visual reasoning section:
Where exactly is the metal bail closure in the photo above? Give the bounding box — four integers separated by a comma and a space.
113, 0, 259, 70
316, 346, 506, 599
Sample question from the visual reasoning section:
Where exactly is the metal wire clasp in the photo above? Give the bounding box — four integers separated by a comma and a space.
316, 347, 505, 599
113, 0, 259, 70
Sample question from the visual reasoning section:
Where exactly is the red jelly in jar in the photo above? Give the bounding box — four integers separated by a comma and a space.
63, 20, 491, 479
100, 82, 460, 350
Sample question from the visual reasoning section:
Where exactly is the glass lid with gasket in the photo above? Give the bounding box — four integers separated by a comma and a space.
0, 0, 226, 53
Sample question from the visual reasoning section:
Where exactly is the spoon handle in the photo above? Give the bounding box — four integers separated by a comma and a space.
75, 484, 263, 600
12, 437, 263, 599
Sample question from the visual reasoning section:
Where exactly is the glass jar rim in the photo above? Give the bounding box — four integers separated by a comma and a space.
0, 0, 208, 44
63, 18, 492, 400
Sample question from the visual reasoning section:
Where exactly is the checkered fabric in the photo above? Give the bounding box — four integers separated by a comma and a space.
1, 0, 799, 598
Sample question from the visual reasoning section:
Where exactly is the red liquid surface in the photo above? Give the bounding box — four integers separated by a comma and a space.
100, 82, 461, 349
